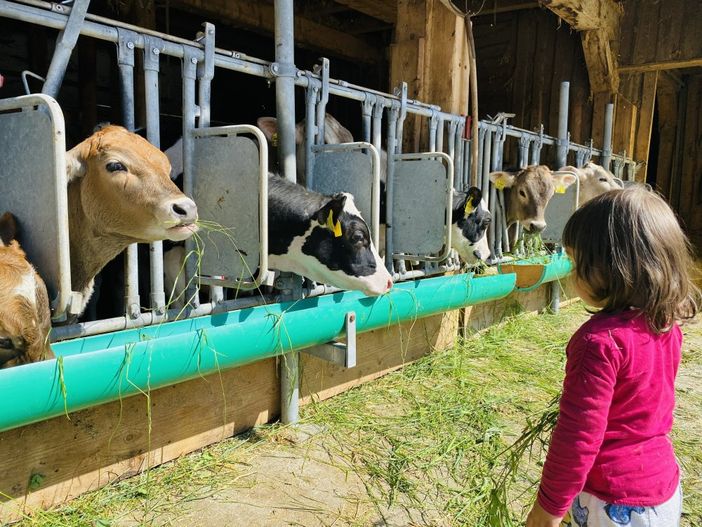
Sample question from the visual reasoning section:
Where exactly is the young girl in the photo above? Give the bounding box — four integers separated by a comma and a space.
526, 187, 699, 527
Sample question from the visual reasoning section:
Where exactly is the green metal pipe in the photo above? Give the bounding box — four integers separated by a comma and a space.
0, 272, 516, 433
500, 252, 573, 292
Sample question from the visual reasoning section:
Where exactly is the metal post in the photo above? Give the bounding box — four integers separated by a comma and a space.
116, 28, 140, 319
550, 281, 561, 313
143, 35, 166, 315
555, 81, 570, 169
601, 102, 614, 171
315, 57, 330, 149
518, 135, 531, 169
42, 0, 91, 97
361, 94, 374, 143
530, 124, 544, 165
274, 0, 300, 425
304, 77, 319, 188
182, 45, 199, 308
385, 107, 399, 273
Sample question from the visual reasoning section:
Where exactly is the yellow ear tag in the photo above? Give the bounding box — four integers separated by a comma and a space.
326, 210, 343, 237
271, 132, 278, 147
494, 179, 505, 190
463, 197, 475, 218
555, 183, 566, 194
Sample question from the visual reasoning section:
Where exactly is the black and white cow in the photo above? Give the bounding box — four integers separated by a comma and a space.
266, 174, 392, 296
451, 187, 491, 264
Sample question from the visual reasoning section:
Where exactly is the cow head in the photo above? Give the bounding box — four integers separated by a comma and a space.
558, 162, 619, 207
66, 125, 198, 243
451, 187, 491, 264
0, 213, 54, 368
300, 192, 393, 296
489, 165, 576, 234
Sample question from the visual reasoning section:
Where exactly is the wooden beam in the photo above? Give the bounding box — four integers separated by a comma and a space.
539, 0, 622, 94
170, 0, 380, 63
332, 0, 397, 24
471, 1, 540, 16
632, 71, 658, 182
619, 58, 702, 73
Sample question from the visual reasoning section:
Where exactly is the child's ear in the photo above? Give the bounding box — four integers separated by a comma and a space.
489, 171, 516, 190
316, 194, 347, 237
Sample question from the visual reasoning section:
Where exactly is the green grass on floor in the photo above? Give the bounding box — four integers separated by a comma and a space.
11, 303, 702, 526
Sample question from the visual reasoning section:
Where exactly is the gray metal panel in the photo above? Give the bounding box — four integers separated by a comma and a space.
543, 181, 580, 244
392, 156, 451, 257
0, 96, 71, 319
192, 134, 262, 287
312, 150, 373, 223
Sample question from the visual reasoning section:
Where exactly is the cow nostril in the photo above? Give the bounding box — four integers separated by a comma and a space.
473, 250, 482, 260
172, 203, 187, 217
386, 278, 393, 291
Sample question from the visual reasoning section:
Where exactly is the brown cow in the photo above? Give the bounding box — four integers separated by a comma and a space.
489, 165, 577, 235
66, 125, 198, 315
558, 162, 620, 207
0, 213, 54, 368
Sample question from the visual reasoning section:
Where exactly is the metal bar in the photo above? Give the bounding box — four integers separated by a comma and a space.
273, 0, 300, 426
182, 45, 199, 308
304, 76, 319, 188
361, 94, 373, 143
385, 107, 399, 273
115, 27, 140, 319
41, 0, 90, 97
143, 35, 167, 316
555, 81, 570, 169
315, 57, 330, 147
601, 102, 614, 170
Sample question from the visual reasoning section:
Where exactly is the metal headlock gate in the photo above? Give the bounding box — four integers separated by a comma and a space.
0, 0, 636, 427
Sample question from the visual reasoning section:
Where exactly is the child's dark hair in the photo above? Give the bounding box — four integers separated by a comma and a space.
563, 186, 699, 333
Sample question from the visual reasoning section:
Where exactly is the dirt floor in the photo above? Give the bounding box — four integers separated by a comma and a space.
13, 304, 702, 527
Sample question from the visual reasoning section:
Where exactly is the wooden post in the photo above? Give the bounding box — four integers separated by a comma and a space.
390, 0, 470, 151
632, 71, 658, 182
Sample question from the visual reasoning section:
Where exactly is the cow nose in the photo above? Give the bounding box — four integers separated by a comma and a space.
171, 198, 198, 223
525, 221, 546, 233
473, 249, 483, 260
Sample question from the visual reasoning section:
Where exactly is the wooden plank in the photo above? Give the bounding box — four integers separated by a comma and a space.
654, 88, 679, 199
619, 58, 702, 74
630, 0, 660, 70
633, 71, 658, 182
332, 0, 397, 24
679, 76, 701, 229
170, 0, 380, 63
612, 92, 637, 159
529, 9, 557, 133
591, 91, 613, 149
540, 0, 622, 94
472, 1, 541, 16
512, 10, 539, 130
539, 0, 622, 30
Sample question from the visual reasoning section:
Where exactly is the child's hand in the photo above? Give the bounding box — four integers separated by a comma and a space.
526, 501, 563, 527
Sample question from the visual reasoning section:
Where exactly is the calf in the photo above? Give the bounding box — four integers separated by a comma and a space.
0, 213, 54, 368
558, 162, 619, 207
267, 174, 393, 296
451, 187, 491, 264
66, 125, 198, 316
488, 165, 577, 237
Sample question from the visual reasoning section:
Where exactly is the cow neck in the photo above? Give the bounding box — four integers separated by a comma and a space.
67, 180, 133, 293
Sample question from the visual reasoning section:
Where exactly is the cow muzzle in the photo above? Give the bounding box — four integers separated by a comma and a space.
522, 220, 546, 234
164, 197, 199, 240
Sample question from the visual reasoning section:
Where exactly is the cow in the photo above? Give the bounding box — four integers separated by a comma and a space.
451, 187, 491, 264
557, 162, 620, 207
66, 125, 199, 316
488, 165, 577, 239
0, 213, 54, 368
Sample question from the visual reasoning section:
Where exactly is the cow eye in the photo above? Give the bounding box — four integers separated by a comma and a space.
599, 177, 608, 182
519, 189, 527, 198
106, 161, 127, 173
0, 337, 13, 349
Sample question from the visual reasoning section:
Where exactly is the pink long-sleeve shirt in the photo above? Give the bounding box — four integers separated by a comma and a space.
537, 310, 682, 517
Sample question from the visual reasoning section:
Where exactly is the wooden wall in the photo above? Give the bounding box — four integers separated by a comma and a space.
472, 7, 597, 164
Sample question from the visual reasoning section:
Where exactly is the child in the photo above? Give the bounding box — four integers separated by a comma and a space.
526, 187, 699, 527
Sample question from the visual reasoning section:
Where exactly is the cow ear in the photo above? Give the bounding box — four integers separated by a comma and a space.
257, 117, 279, 145
489, 171, 516, 190
460, 187, 483, 218
316, 194, 347, 237
66, 140, 91, 182
0, 212, 18, 246
552, 172, 578, 194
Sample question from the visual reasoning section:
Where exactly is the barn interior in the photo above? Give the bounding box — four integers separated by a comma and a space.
0, 0, 701, 519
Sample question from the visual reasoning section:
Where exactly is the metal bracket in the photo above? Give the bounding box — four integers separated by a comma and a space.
197, 22, 215, 83
116, 27, 138, 67
314, 57, 330, 145
303, 312, 357, 368
143, 35, 165, 72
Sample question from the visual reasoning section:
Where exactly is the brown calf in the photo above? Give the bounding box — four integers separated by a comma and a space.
489, 165, 577, 234
0, 213, 53, 368
66, 125, 199, 315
